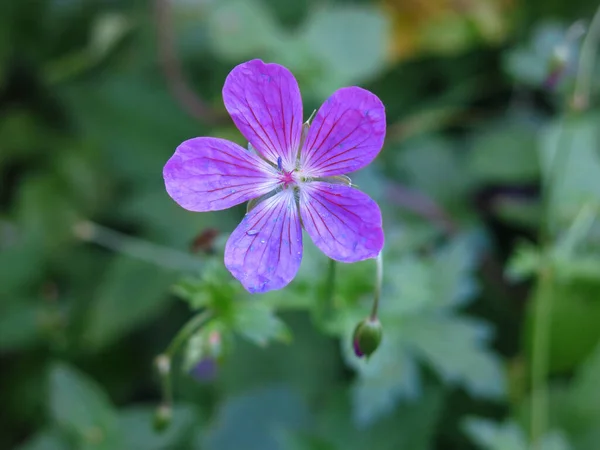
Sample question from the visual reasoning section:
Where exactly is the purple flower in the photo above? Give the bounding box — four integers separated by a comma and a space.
163, 59, 385, 293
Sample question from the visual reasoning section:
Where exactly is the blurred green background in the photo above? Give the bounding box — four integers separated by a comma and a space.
2, 0, 600, 449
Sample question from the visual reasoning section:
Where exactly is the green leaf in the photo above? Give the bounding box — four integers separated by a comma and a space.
318, 386, 444, 450
524, 279, 600, 373
342, 235, 501, 424
118, 404, 198, 450
206, 0, 284, 61
506, 240, 542, 282
403, 316, 505, 399
503, 21, 576, 88
468, 123, 540, 183
463, 418, 572, 450
204, 386, 310, 450
0, 301, 41, 352
232, 303, 292, 347
539, 116, 600, 226
14, 429, 68, 450
49, 362, 121, 448
300, 6, 390, 86
81, 257, 177, 350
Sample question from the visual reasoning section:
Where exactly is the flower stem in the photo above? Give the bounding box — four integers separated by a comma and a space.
370, 253, 383, 320
155, 310, 213, 410
165, 310, 213, 359
530, 265, 553, 448
73, 220, 202, 272
529, 7, 600, 445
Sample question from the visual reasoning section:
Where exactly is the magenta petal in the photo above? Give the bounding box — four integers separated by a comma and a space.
223, 59, 303, 170
163, 137, 279, 212
300, 182, 384, 262
301, 87, 386, 177
225, 189, 303, 293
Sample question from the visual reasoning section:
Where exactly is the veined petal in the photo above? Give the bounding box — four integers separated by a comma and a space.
225, 189, 303, 293
300, 182, 383, 262
163, 137, 279, 212
301, 87, 385, 177
223, 59, 303, 170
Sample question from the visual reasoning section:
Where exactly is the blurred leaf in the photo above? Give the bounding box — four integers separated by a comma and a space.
342, 234, 502, 424
14, 429, 68, 450
525, 279, 600, 373
468, 124, 540, 183
204, 385, 310, 450
403, 316, 505, 399
81, 257, 177, 350
506, 240, 542, 282
503, 21, 577, 88
15, 174, 78, 252
49, 362, 121, 449
300, 6, 390, 85
463, 417, 571, 450
118, 404, 198, 450
219, 312, 341, 401
207, 0, 283, 61
232, 302, 292, 347
539, 116, 600, 226
0, 302, 40, 352
318, 386, 444, 450
396, 136, 470, 211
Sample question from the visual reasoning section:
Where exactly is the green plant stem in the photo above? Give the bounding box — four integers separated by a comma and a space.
530, 7, 600, 446
320, 258, 337, 320
530, 266, 553, 448
155, 310, 212, 408
165, 310, 213, 359
370, 253, 383, 320
73, 220, 203, 272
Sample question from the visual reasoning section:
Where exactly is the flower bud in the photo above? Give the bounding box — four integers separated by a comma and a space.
153, 404, 172, 432
352, 317, 382, 358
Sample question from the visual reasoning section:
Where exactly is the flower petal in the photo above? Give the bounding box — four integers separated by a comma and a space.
301, 87, 386, 177
163, 137, 279, 212
223, 59, 303, 170
300, 182, 383, 262
225, 189, 303, 293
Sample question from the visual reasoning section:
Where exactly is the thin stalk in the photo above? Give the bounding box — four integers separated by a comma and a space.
530, 7, 600, 446
530, 266, 553, 448
370, 253, 383, 320
165, 310, 213, 359
73, 220, 202, 272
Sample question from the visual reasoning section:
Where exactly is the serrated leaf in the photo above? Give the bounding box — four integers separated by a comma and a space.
403, 316, 505, 399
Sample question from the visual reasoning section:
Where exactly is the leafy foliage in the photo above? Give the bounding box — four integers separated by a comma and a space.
3, 0, 600, 449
